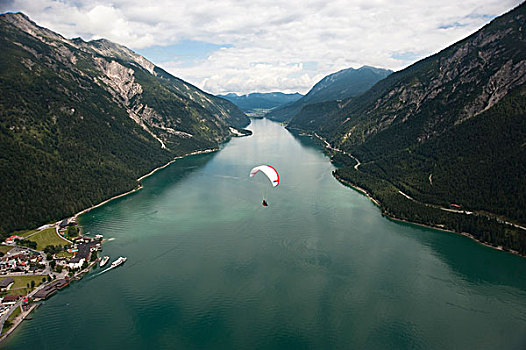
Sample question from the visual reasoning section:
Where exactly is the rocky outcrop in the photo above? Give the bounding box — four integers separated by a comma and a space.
0, 12, 249, 234
286, 3, 526, 253
289, 3, 526, 153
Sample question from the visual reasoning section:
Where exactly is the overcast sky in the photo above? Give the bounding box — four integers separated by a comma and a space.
1, 0, 522, 95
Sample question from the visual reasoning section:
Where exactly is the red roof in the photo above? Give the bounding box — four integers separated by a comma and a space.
3, 294, 20, 301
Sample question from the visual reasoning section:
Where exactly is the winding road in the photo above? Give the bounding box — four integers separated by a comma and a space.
312, 132, 526, 232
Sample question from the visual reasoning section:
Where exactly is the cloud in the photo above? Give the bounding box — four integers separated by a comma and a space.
1, 0, 522, 94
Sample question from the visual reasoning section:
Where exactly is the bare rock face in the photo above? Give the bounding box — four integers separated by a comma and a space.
322, 4, 526, 150
0, 11, 249, 235
87, 39, 156, 75
93, 58, 196, 149
95, 58, 143, 106
1, 12, 66, 44
0, 12, 248, 150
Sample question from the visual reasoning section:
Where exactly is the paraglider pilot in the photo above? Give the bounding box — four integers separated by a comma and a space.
249, 165, 279, 207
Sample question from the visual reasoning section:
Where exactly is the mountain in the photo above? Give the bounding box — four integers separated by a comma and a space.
0, 13, 249, 235
217, 92, 303, 113
265, 66, 392, 122
288, 3, 526, 254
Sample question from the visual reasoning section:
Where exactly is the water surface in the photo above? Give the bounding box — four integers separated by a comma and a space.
6, 119, 526, 349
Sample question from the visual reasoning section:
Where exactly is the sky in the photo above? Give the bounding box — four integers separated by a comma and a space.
0, 0, 522, 95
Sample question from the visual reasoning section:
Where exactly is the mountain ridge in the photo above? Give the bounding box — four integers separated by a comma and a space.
0, 12, 248, 235
266, 65, 392, 122
217, 92, 303, 112
287, 3, 526, 254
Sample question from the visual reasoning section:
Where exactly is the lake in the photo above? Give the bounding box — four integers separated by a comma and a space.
5, 118, 526, 349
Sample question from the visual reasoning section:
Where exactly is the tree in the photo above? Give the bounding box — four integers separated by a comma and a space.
55, 265, 63, 273
30, 280, 35, 289
66, 225, 78, 239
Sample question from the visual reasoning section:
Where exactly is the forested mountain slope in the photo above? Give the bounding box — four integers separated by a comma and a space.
218, 92, 303, 112
0, 13, 249, 235
288, 3, 526, 253
266, 66, 391, 122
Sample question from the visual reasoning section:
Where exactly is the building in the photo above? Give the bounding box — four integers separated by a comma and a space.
67, 243, 93, 269
33, 285, 57, 300
0, 278, 14, 291
2, 294, 20, 305
33, 279, 69, 300
59, 219, 70, 229
4, 235, 22, 245
53, 279, 69, 290
67, 257, 84, 270
0, 257, 16, 270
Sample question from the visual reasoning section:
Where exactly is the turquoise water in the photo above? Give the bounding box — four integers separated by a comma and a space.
5, 119, 526, 349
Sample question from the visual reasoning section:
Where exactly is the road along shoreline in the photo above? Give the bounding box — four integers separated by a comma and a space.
301, 131, 525, 258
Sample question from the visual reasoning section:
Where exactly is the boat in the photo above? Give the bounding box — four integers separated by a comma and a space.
110, 256, 127, 268
99, 256, 110, 267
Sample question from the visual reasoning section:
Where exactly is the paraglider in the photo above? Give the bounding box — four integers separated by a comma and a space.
249, 165, 279, 206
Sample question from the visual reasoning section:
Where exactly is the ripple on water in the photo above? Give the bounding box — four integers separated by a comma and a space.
7, 118, 526, 350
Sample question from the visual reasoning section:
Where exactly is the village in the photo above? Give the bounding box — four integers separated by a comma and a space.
0, 218, 104, 340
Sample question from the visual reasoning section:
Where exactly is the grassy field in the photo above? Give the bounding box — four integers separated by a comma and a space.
25, 227, 69, 251
1, 275, 49, 296
19, 229, 37, 239
55, 251, 73, 259
7, 305, 21, 322
0, 245, 13, 255
1, 305, 22, 334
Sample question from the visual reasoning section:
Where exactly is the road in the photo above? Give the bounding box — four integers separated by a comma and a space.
0, 278, 50, 336
313, 132, 526, 232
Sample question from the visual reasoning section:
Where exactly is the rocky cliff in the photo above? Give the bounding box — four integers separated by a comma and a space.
287, 3, 526, 254
289, 4, 525, 154
0, 12, 248, 234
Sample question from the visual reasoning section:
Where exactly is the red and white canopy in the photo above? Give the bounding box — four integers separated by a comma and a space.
249, 165, 279, 187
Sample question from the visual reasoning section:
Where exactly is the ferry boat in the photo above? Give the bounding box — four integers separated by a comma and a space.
99, 256, 110, 267
110, 256, 127, 268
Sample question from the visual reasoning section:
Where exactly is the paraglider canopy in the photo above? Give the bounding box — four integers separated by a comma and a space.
249, 165, 279, 187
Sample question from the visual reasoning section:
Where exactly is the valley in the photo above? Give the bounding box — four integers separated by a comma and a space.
0, 3, 525, 348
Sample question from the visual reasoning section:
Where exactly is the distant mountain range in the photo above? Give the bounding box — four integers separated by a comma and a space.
218, 92, 303, 113
288, 3, 526, 254
266, 66, 392, 122
0, 13, 249, 235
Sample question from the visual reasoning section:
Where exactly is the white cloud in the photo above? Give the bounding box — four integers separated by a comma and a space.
1, 0, 522, 94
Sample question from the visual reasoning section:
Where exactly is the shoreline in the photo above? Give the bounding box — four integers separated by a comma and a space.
0, 147, 219, 344
333, 173, 524, 258
0, 303, 38, 343
72, 148, 218, 221
0, 148, 219, 343
300, 130, 524, 258
0, 256, 101, 344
